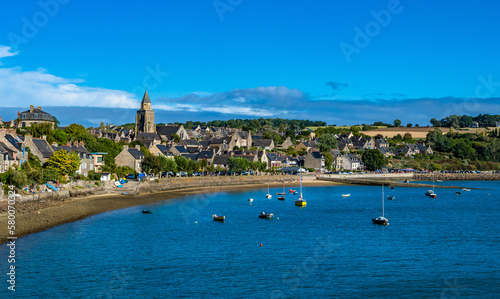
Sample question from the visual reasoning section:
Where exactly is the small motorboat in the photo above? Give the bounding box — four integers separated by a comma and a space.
425, 190, 434, 196
429, 193, 437, 198
212, 214, 225, 221
387, 196, 395, 200
142, 210, 152, 214
455, 192, 461, 195
266, 194, 272, 199
248, 198, 254, 203
258, 212, 274, 219
289, 189, 296, 194
121, 192, 128, 195
372, 216, 389, 225
276, 192, 285, 195
437, 180, 443, 182
462, 188, 471, 192
390, 186, 395, 190
342, 194, 350, 197
278, 196, 285, 200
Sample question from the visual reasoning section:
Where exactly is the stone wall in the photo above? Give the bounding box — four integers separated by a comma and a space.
137, 175, 296, 194
414, 173, 500, 181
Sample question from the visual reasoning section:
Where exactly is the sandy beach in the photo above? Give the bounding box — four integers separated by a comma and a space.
0, 178, 337, 243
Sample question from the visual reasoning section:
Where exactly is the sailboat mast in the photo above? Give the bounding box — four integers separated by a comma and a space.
299, 168, 302, 198
382, 183, 384, 218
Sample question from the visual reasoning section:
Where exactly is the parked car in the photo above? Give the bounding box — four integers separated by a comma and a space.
126, 174, 136, 179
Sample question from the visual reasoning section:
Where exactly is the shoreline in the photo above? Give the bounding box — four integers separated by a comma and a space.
0, 179, 337, 243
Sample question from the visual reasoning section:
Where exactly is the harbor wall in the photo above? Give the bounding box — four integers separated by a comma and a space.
414, 173, 500, 181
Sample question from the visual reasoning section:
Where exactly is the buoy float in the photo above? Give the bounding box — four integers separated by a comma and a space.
195, 221, 197, 224
260, 243, 263, 247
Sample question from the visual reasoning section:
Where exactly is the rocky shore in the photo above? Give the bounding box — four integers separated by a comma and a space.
0, 175, 333, 243
414, 173, 500, 181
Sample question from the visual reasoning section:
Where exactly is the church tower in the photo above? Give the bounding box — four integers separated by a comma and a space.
135, 89, 156, 135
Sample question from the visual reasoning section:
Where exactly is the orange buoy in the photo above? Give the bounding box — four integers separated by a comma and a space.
260, 243, 263, 247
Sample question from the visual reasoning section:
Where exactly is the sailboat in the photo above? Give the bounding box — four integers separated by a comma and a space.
429, 173, 437, 198
266, 183, 272, 199
294, 168, 307, 207
278, 183, 285, 200
372, 184, 389, 225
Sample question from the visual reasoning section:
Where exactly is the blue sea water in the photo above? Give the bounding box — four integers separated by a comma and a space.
1, 181, 500, 298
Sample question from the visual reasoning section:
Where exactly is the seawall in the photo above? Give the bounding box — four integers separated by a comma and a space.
414, 173, 500, 181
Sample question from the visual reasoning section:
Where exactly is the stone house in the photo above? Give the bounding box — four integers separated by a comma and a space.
304, 151, 325, 172
22, 135, 54, 163
375, 138, 389, 148
17, 105, 55, 129
279, 137, 294, 150
115, 145, 145, 172
253, 139, 275, 150
156, 125, 189, 141
52, 141, 94, 177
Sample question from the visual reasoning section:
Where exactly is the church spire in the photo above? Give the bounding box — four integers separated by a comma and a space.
141, 88, 151, 105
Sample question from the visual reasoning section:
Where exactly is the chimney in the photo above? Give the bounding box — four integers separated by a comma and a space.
123, 145, 129, 151
52, 142, 58, 146
42, 135, 46, 140
135, 145, 141, 150
30, 105, 34, 112
66, 141, 71, 146
37, 106, 41, 111
73, 141, 79, 147
13, 152, 17, 161
79, 141, 84, 148
0, 116, 2, 122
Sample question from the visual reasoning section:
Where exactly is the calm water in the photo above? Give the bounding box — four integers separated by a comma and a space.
2, 181, 499, 298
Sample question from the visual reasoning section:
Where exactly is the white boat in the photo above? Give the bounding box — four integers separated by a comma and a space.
295, 170, 307, 207
462, 188, 471, 192
372, 184, 389, 225
342, 194, 351, 197
427, 173, 437, 198
248, 198, 253, 203
387, 195, 395, 200
266, 183, 272, 199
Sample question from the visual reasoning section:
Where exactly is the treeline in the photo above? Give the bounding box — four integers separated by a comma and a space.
167, 118, 326, 131
430, 114, 500, 128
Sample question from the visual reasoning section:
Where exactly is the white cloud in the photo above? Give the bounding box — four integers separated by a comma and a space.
0, 46, 18, 61
0, 66, 139, 109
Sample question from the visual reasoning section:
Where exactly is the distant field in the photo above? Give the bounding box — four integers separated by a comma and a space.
361, 127, 490, 138
307, 125, 387, 131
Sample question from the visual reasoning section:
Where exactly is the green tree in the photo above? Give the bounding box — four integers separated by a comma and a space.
227, 157, 249, 172
393, 119, 402, 127
453, 139, 475, 159
171, 133, 181, 143
323, 152, 333, 171
174, 156, 189, 171
406, 123, 412, 127
317, 133, 338, 152
362, 149, 387, 171
46, 150, 81, 176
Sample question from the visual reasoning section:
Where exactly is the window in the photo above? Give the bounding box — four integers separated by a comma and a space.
34, 114, 38, 119
97, 157, 103, 163
22, 114, 26, 119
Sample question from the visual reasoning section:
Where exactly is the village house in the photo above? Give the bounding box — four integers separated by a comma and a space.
253, 139, 274, 150
375, 138, 389, 148
279, 137, 294, 150
22, 135, 54, 163
91, 152, 107, 172
52, 141, 94, 177
212, 154, 230, 169
304, 151, 325, 172
115, 145, 145, 172
17, 105, 55, 129
156, 125, 189, 142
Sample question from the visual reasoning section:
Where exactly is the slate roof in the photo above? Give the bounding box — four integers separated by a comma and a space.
253, 139, 273, 147
157, 126, 181, 140
32, 139, 54, 158
19, 107, 54, 121
199, 140, 211, 147
198, 150, 214, 160
310, 151, 323, 159
234, 155, 256, 162
141, 89, 151, 104
174, 146, 189, 154
213, 155, 230, 165
137, 132, 160, 140
128, 148, 145, 159
4, 134, 23, 151
0, 143, 16, 160
211, 137, 232, 145
183, 139, 200, 146
181, 153, 199, 161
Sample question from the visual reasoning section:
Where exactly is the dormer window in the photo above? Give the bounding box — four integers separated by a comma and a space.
22, 114, 26, 119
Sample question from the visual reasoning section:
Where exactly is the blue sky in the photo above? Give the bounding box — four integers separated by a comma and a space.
1, 0, 500, 127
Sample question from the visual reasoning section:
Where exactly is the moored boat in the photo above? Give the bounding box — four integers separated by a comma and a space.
462, 188, 470, 192
342, 194, 350, 197
294, 170, 307, 207
387, 195, 395, 200
142, 210, 152, 214
258, 212, 274, 219
212, 214, 225, 221
372, 184, 389, 225
289, 189, 296, 194
248, 198, 254, 203
266, 183, 272, 199
455, 192, 461, 195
